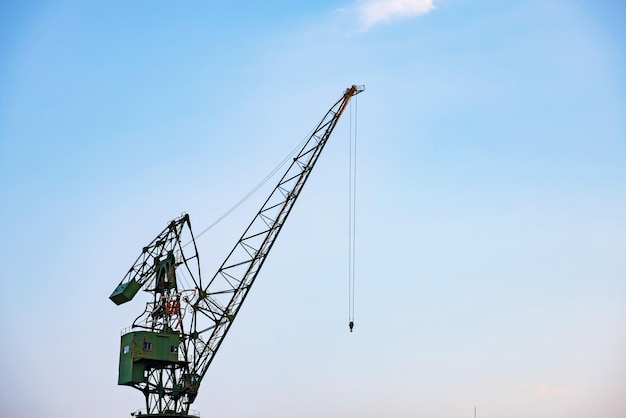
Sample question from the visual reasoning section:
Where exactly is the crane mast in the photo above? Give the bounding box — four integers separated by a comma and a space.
109, 85, 364, 417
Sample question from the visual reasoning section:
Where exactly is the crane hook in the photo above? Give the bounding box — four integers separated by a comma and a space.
349, 321, 354, 332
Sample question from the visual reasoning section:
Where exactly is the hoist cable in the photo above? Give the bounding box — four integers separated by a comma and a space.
353, 96, 358, 321
353, 95, 358, 320
348, 101, 353, 326
348, 95, 358, 331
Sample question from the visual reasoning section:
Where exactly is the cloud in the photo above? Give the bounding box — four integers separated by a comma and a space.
535, 385, 568, 395
356, 0, 435, 29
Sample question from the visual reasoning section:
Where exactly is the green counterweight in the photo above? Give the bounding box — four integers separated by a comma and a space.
110, 278, 142, 305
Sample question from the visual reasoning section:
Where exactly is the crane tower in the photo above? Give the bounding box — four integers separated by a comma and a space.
109, 85, 364, 417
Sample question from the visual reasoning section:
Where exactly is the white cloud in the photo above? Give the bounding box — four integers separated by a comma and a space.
357, 0, 435, 29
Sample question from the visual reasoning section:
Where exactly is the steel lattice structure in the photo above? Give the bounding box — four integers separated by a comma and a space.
110, 85, 364, 418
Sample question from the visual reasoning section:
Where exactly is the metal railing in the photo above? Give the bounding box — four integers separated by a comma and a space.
130, 409, 200, 417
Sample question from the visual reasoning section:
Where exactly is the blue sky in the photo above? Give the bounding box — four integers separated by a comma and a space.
1, 1, 624, 417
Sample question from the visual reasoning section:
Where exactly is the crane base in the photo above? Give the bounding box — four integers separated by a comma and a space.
131, 413, 199, 418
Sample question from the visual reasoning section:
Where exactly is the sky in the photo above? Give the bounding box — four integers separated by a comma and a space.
0, 1, 625, 417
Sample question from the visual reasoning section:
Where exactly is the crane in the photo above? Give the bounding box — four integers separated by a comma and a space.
109, 85, 364, 418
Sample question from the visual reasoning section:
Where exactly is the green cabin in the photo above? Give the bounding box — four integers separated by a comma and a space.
118, 331, 180, 385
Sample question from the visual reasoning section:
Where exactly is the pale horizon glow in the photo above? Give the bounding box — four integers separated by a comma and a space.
535, 385, 568, 395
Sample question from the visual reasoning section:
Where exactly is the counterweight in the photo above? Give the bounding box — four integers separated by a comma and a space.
110, 85, 364, 417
